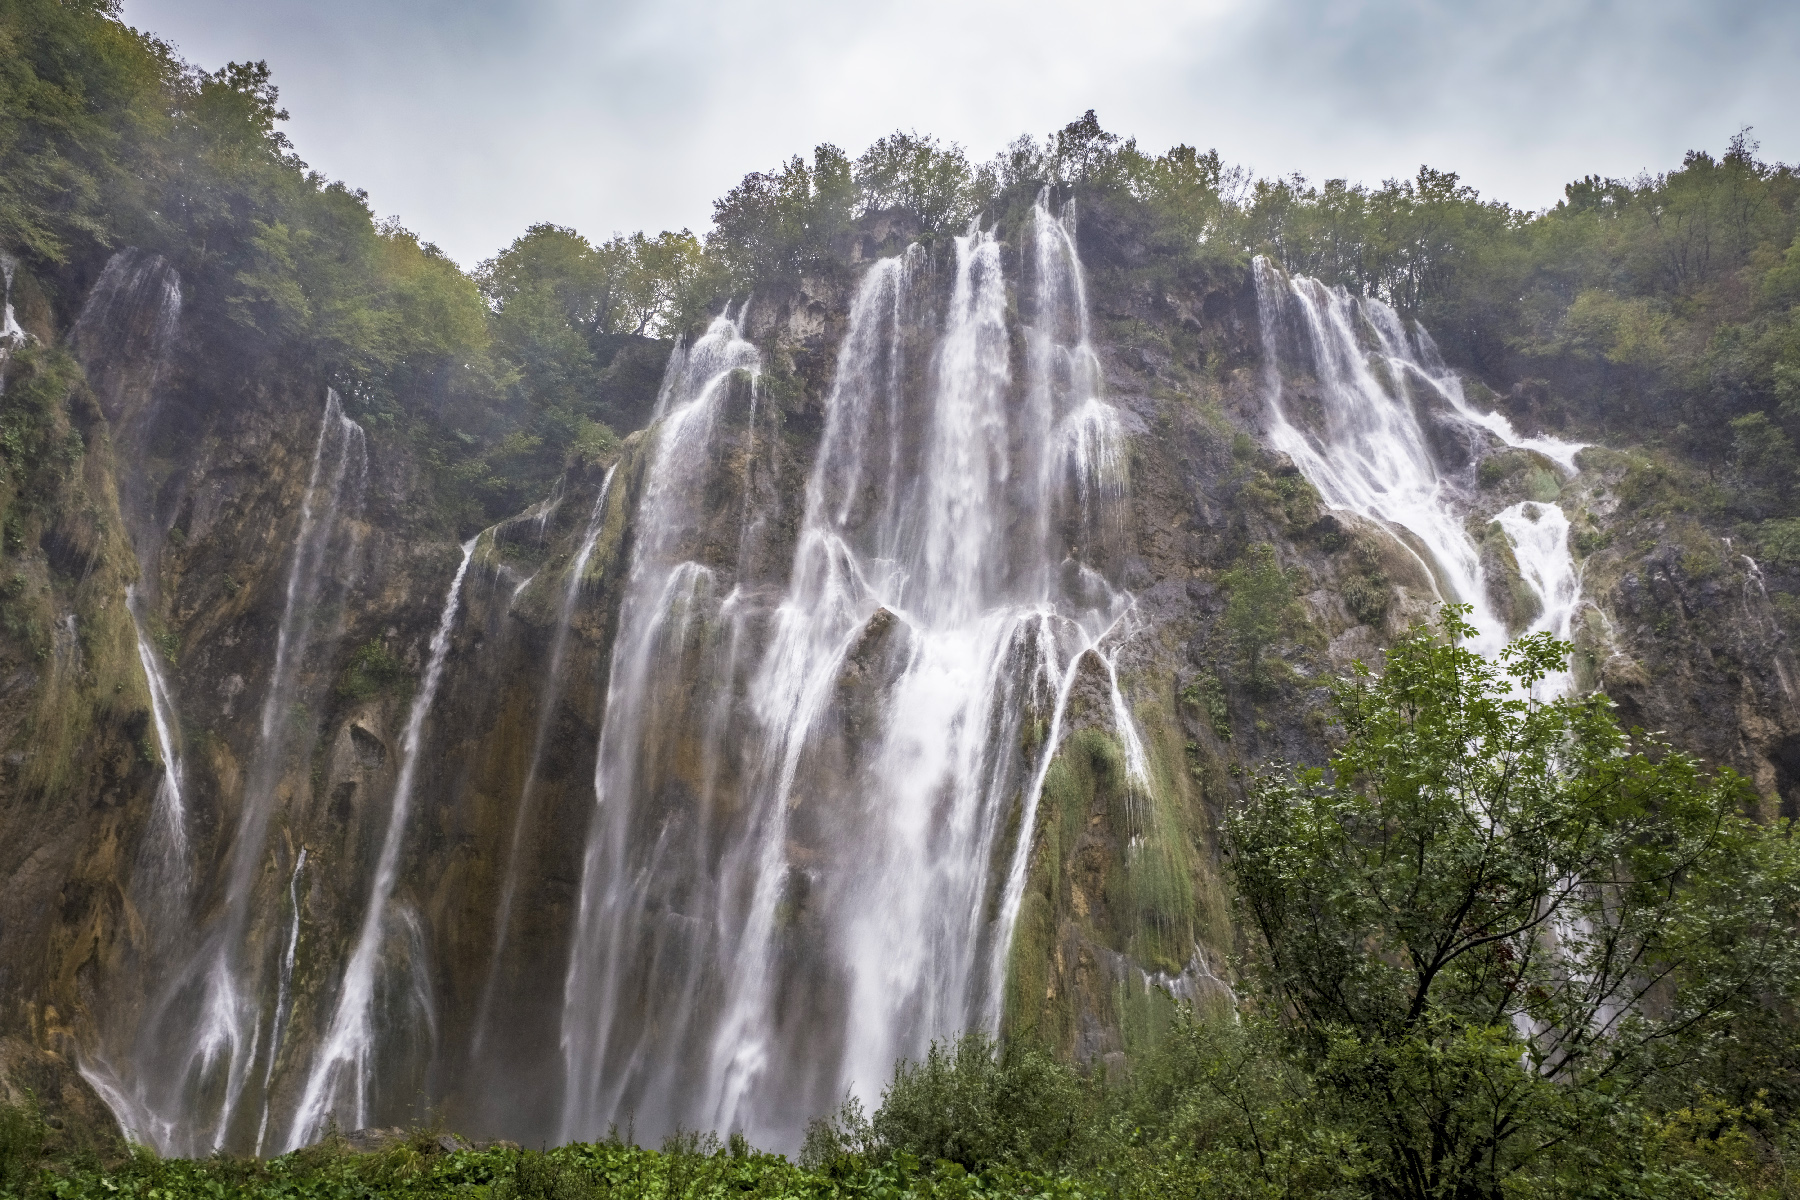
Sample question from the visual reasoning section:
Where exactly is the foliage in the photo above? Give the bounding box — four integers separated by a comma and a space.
854, 132, 977, 236
0, 0, 170, 264
1220, 543, 1298, 686
336, 638, 409, 701
868, 1035, 1096, 1174
1226, 607, 1800, 1198
4, 1107, 1103, 1199
0, 1090, 46, 1194
1181, 672, 1231, 740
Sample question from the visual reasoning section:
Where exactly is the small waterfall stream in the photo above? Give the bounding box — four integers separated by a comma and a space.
0, 252, 30, 380
288, 538, 478, 1148
473, 463, 620, 1055
1253, 259, 1586, 688
82, 379, 371, 1154
67, 252, 191, 895
125, 585, 191, 877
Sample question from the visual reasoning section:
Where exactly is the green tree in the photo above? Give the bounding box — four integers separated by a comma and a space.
0, 0, 170, 263
1220, 543, 1295, 686
709, 143, 856, 285
1226, 607, 1800, 1198
854, 131, 975, 235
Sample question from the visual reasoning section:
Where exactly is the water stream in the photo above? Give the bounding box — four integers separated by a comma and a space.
1252, 258, 1586, 689
0, 252, 30, 384
473, 463, 620, 1056
84, 384, 370, 1154
287, 538, 478, 1148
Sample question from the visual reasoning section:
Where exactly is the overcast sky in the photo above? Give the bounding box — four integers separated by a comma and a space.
120, 0, 1800, 269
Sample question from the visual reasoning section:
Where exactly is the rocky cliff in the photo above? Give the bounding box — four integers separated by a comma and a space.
1, 191, 1796, 1157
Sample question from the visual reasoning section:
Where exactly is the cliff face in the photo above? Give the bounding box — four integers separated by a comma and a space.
2, 196, 1797, 1156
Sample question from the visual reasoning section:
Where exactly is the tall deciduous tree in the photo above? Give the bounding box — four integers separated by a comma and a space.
1227, 607, 1800, 1199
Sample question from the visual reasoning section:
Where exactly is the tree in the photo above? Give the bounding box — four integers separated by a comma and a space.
1220, 543, 1295, 687
0, 0, 171, 263
853, 131, 974, 236
1226, 607, 1800, 1198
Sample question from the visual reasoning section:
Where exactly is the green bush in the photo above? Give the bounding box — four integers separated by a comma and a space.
0, 1094, 46, 1194
869, 1034, 1095, 1173
337, 638, 409, 701
1220, 544, 1300, 688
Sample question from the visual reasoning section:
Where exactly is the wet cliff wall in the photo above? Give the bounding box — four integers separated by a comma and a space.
1, 189, 1797, 1156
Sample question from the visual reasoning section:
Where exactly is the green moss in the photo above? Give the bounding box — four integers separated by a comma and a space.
1003, 890, 1056, 1045
1239, 467, 1321, 531
1523, 466, 1561, 502
337, 638, 410, 700
1479, 520, 1543, 634
1180, 673, 1231, 740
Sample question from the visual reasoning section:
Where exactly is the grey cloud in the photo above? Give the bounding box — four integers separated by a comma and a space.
121, 0, 1800, 266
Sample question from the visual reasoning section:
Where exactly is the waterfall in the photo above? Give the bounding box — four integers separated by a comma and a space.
125, 585, 191, 876
66, 252, 189, 890
556, 199, 1147, 1149
287, 537, 478, 1148
472, 463, 620, 1056
0, 252, 30, 385
1252, 258, 1586, 685
557, 310, 764, 1143
256, 847, 308, 1156
65, 251, 195, 1151
84, 388, 369, 1156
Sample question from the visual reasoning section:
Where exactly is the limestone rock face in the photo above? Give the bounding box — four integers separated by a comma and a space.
1, 201, 1796, 1157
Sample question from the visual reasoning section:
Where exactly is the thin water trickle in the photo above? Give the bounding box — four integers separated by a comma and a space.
255, 847, 307, 1157
288, 537, 477, 1149
0, 252, 31, 388
473, 464, 620, 1057
126, 584, 190, 869
83, 377, 370, 1155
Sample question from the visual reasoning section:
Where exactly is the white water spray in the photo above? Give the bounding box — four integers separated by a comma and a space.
1253, 258, 1586, 689
556, 199, 1150, 1149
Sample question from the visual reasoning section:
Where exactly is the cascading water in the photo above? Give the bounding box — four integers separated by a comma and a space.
557, 308, 766, 1143
1252, 258, 1586, 688
126, 584, 191, 879
556, 198, 1148, 1149
86, 389, 369, 1155
287, 538, 478, 1149
0, 252, 31, 384
65, 252, 190, 896
257, 847, 308, 1156
472, 463, 620, 1055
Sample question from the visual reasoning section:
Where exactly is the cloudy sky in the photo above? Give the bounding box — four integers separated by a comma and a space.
120, 0, 1800, 269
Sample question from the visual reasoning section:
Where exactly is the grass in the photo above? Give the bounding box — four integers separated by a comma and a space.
0, 1111, 1098, 1199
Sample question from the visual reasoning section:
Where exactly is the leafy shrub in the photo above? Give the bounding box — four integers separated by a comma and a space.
337, 638, 408, 701
1220, 544, 1299, 687
870, 1034, 1094, 1173
0, 1094, 45, 1194
1181, 673, 1231, 740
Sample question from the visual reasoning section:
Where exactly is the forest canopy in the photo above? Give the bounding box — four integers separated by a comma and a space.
4, 1, 1799, 537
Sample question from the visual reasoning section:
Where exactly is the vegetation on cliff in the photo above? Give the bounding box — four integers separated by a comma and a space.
2, 617, 1796, 1197
7, 3, 1800, 1195
10, 2, 1797, 536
